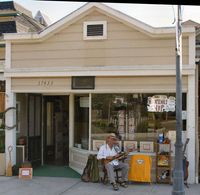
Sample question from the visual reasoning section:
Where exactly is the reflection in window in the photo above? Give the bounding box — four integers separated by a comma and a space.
46, 102, 53, 146
74, 95, 89, 150
91, 93, 186, 150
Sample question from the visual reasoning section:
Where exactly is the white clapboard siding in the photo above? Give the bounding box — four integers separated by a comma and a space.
11, 10, 189, 69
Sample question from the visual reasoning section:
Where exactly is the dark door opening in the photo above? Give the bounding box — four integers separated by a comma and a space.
28, 94, 42, 167
43, 96, 69, 166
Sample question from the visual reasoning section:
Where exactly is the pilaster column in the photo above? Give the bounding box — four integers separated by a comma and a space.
5, 78, 16, 168
187, 74, 196, 183
69, 93, 74, 148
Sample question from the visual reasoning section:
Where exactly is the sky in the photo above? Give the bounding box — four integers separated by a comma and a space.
1, 0, 200, 27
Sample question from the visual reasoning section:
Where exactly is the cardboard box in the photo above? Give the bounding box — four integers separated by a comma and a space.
19, 168, 33, 180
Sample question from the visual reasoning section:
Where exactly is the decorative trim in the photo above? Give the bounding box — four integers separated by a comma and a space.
4, 64, 196, 78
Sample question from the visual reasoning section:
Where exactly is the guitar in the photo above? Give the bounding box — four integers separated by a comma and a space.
103, 151, 129, 165
182, 138, 189, 184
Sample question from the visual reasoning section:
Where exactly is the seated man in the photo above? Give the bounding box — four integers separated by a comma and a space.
97, 134, 129, 191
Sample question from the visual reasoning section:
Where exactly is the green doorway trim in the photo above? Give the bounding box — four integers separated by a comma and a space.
33, 165, 81, 178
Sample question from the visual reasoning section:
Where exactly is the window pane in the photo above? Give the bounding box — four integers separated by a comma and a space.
28, 96, 35, 137
35, 96, 41, 136
46, 102, 54, 145
91, 93, 186, 151
74, 95, 89, 150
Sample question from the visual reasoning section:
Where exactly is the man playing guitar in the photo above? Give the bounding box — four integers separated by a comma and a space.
97, 134, 129, 191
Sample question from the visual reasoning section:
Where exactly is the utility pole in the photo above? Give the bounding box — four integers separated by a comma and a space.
172, 5, 185, 195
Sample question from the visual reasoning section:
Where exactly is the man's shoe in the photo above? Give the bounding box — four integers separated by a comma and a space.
120, 181, 128, 188
112, 182, 119, 191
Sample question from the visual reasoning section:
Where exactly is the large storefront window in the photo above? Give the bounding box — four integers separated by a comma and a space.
74, 94, 89, 150
91, 93, 186, 151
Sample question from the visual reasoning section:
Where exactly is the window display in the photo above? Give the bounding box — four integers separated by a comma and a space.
73, 93, 186, 151
91, 93, 186, 151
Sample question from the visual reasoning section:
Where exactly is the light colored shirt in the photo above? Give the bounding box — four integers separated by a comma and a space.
97, 144, 120, 166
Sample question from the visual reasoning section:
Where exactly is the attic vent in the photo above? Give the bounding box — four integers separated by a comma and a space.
83, 21, 107, 40
87, 24, 103, 36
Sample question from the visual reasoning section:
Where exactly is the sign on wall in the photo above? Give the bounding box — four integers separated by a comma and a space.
72, 76, 95, 89
147, 95, 176, 112
80, 97, 89, 107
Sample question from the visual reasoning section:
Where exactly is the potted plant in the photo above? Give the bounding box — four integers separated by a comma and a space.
0, 130, 6, 175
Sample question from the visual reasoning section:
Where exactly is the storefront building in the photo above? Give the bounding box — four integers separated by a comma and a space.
3, 3, 198, 183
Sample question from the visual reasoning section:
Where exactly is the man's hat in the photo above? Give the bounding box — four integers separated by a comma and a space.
107, 133, 118, 140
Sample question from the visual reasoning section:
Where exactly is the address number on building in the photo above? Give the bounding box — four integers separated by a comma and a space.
38, 80, 53, 87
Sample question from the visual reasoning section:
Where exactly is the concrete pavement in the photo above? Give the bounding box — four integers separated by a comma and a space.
0, 176, 199, 195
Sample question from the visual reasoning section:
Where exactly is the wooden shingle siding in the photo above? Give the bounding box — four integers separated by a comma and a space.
11, 56, 189, 68
11, 10, 189, 69
12, 39, 188, 51
12, 47, 188, 59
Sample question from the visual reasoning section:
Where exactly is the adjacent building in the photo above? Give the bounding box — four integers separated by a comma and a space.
0, 0, 46, 108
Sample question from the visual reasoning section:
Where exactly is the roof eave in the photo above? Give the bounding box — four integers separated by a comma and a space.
4, 32, 40, 42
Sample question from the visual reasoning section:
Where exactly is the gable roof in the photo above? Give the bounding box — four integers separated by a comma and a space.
34, 10, 51, 27
182, 20, 200, 38
4, 2, 195, 42
182, 20, 200, 27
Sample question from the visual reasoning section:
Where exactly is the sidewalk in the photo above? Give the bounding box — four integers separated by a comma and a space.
0, 176, 199, 195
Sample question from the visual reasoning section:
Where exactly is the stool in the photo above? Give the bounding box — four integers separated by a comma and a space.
101, 164, 122, 184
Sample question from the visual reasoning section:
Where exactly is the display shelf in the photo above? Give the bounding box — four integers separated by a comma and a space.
156, 141, 171, 184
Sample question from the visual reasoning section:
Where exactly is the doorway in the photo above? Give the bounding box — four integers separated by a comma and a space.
43, 96, 69, 166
